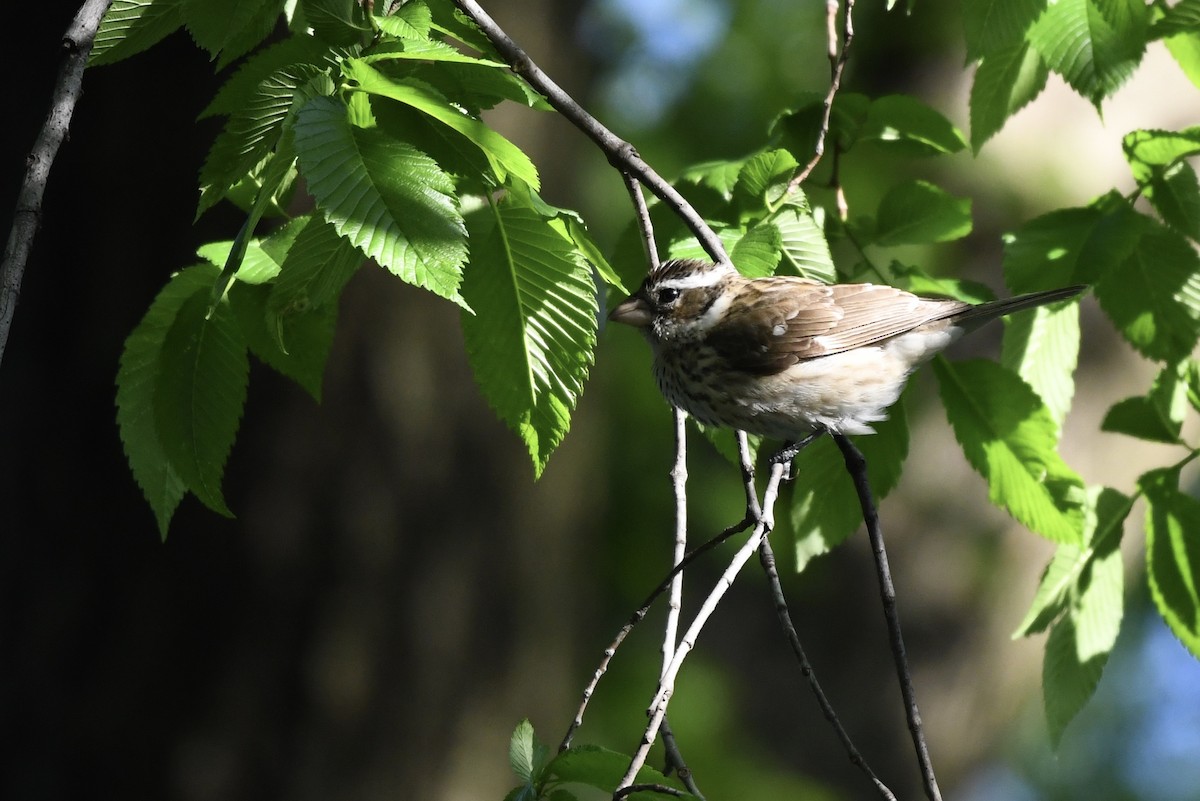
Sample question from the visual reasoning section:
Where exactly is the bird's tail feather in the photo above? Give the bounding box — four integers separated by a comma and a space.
953, 284, 1086, 328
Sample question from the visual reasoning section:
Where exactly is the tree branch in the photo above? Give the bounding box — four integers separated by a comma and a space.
616, 460, 788, 795
451, 0, 729, 266
0, 0, 112, 372
833, 434, 942, 801
786, 0, 855, 195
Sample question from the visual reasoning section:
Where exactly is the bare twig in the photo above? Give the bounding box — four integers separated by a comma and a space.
833, 434, 942, 801
786, 0, 855, 194
0, 0, 112, 371
559, 514, 754, 752
616, 461, 788, 795
615, 783, 687, 799
758, 536, 898, 800
452, 0, 729, 266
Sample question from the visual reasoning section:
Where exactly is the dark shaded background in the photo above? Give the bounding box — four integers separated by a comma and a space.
3, 3, 1197, 800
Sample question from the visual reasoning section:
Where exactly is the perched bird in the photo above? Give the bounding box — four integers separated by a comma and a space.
609, 258, 1084, 458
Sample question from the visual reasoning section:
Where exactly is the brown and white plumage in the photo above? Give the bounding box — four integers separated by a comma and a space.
609, 259, 1084, 439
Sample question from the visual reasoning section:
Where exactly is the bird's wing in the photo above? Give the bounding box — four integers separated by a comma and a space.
707, 279, 969, 375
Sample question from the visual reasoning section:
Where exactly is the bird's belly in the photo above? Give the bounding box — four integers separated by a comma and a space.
654, 339, 936, 438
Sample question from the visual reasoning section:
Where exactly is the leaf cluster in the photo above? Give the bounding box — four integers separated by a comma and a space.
94, 0, 1200, 757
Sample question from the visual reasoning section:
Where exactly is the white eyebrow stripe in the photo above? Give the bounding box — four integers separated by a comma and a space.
658, 267, 733, 290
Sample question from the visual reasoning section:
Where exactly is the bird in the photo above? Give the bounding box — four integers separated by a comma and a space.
608, 258, 1085, 461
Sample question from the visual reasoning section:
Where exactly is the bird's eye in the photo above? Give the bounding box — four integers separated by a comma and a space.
656, 287, 680, 306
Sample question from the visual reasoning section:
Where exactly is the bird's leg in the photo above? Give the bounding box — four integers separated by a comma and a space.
769, 428, 826, 479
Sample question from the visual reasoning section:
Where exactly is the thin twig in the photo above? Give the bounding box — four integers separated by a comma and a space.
758, 536, 898, 801
786, 0, 855, 194
833, 434, 942, 801
616, 461, 788, 795
0, 0, 112, 371
559, 514, 755, 752
623, 172, 659, 271
615, 783, 687, 799
452, 0, 729, 266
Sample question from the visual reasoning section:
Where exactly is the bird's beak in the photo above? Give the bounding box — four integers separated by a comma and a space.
608, 293, 653, 328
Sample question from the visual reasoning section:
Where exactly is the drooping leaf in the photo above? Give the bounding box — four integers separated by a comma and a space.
873, 180, 972, 246
154, 288, 249, 517
1027, 0, 1148, 108
1043, 615, 1108, 748
962, 0, 1047, 60
293, 95, 469, 306
773, 203, 836, 282
859, 94, 967, 156
729, 222, 782, 278
1122, 127, 1200, 182
1165, 30, 1200, 89
1145, 162, 1200, 241
935, 359, 1085, 544
268, 215, 366, 321
1101, 361, 1189, 444
180, 0, 285, 69
1141, 469, 1200, 659
374, 0, 434, 39
1093, 221, 1200, 363
116, 265, 217, 538
461, 201, 598, 476
1014, 486, 1131, 637
201, 36, 333, 119
734, 149, 798, 212
91, 0, 186, 67
508, 720, 546, 784
1003, 194, 1144, 292
969, 42, 1050, 151
1001, 300, 1080, 430
197, 216, 307, 285
300, 0, 370, 45
229, 282, 335, 401
198, 63, 327, 216
791, 400, 909, 571
343, 59, 538, 189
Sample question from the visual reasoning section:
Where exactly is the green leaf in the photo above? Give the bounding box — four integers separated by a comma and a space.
1142, 470, 1200, 659
1146, 161, 1200, 241
859, 94, 967, 156
969, 42, 1050, 151
201, 37, 333, 120
1122, 127, 1200, 182
770, 92, 871, 167
547, 745, 686, 797
962, 0, 1047, 59
300, 0, 370, 45
873, 180, 972, 246
343, 59, 538, 188
1027, 0, 1148, 108
561, 216, 627, 293
154, 289, 249, 517
1043, 615, 1107, 748
772, 203, 836, 282
1001, 300, 1080, 429
1101, 361, 1189, 443
934, 359, 1085, 543
1165, 31, 1200, 89
1002, 194, 1144, 292
1014, 485, 1131, 637
508, 720, 544, 783
197, 216, 307, 285
268, 215, 364, 320
229, 282, 335, 401
181, 0, 285, 69
461, 201, 598, 476
198, 63, 327, 216
680, 158, 748, 200
293, 95, 469, 306
1093, 221, 1200, 362
792, 400, 909, 571
375, 0, 434, 39
91, 0, 186, 67
116, 266, 217, 538
734, 149, 798, 212
890, 261, 996, 304
360, 37, 505, 67
1152, 0, 1200, 38
730, 223, 782, 278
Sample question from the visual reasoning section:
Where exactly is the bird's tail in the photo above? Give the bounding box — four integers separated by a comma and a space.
952, 284, 1087, 329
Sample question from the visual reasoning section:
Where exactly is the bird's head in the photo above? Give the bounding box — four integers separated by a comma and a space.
608, 259, 738, 344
